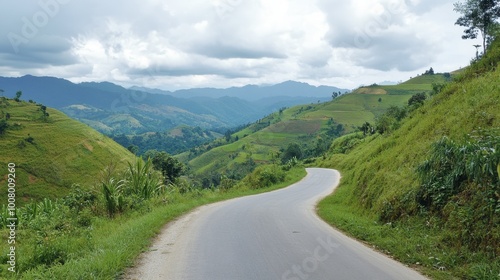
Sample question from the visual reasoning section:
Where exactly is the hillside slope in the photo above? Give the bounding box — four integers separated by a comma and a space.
354, 73, 450, 95
317, 40, 500, 279
178, 81, 424, 182
0, 99, 136, 202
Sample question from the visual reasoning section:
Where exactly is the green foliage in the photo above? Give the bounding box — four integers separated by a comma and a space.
168, 178, 198, 194
359, 122, 375, 136
375, 105, 407, 134
181, 86, 417, 183
281, 143, 303, 163
101, 177, 126, 218
430, 83, 446, 96
4, 167, 305, 279
407, 92, 427, 107
282, 157, 300, 171
413, 132, 500, 256
318, 38, 500, 278
113, 126, 218, 155
243, 164, 286, 189
0, 100, 136, 203
125, 158, 164, 200
14, 91, 22, 102
416, 133, 500, 212
423, 67, 435, 75
219, 175, 237, 191
33, 239, 68, 267
97, 158, 164, 218
127, 144, 139, 155
0, 119, 7, 135
146, 150, 184, 184
457, 36, 500, 80
454, 0, 500, 54
329, 133, 366, 154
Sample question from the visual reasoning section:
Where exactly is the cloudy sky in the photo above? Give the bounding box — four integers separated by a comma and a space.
0, 0, 481, 90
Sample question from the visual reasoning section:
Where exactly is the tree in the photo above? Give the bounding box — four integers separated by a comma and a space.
431, 83, 446, 96
224, 130, 232, 142
281, 143, 303, 163
408, 92, 427, 107
424, 67, 435, 75
375, 115, 393, 134
40, 105, 49, 118
454, 0, 500, 54
14, 91, 22, 102
0, 119, 7, 135
127, 145, 139, 155
360, 122, 373, 136
145, 150, 184, 184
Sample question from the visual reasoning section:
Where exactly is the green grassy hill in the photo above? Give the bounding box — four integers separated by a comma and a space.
0, 99, 136, 203
317, 40, 500, 279
355, 73, 450, 95
177, 76, 436, 181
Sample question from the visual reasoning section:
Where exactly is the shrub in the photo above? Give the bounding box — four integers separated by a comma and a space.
33, 239, 68, 266
63, 185, 98, 213
219, 175, 236, 191
416, 133, 500, 212
245, 165, 286, 189
282, 157, 299, 171
125, 158, 164, 200
415, 132, 500, 254
330, 133, 365, 154
407, 92, 427, 108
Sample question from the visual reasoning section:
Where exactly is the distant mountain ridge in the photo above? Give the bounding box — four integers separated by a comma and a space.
131, 80, 346, 101
0, 75, 348, 135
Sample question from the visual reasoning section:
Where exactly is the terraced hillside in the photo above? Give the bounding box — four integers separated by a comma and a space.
177, 73, 448, 180
355, 73, 451, 95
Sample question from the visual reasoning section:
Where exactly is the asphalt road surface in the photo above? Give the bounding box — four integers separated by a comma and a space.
125, 168, 427, 280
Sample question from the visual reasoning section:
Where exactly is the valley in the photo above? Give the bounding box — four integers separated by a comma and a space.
0, 41, 497, 280
2, 1, 500, 279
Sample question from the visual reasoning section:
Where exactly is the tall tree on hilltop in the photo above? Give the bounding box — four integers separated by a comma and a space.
454, 0, 500, 55
14, 91, 22, 102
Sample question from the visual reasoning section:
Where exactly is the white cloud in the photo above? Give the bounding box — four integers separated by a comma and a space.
0, 0, 481, 90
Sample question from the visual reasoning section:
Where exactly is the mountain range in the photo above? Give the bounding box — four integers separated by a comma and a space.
0, 75, 347, 135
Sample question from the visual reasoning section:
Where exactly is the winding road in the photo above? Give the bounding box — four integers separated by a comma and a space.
125, 168, 427, 280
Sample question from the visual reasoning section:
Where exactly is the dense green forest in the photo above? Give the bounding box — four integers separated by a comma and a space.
112, 126, 221, 155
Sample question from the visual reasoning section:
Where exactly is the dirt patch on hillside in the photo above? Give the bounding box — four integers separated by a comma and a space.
356, 87, 387, 95
28, 175, 38, 184
82, 140, 94, 152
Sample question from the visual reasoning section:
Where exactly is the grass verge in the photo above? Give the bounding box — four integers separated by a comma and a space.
10, 167, 306, 279
317, 176, 500, 279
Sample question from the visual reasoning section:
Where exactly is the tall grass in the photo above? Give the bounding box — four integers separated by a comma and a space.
125, 158, 163, 200
101, 178, 125, 218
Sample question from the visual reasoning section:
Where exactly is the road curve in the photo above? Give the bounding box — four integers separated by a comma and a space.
125, 168, 427, 280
